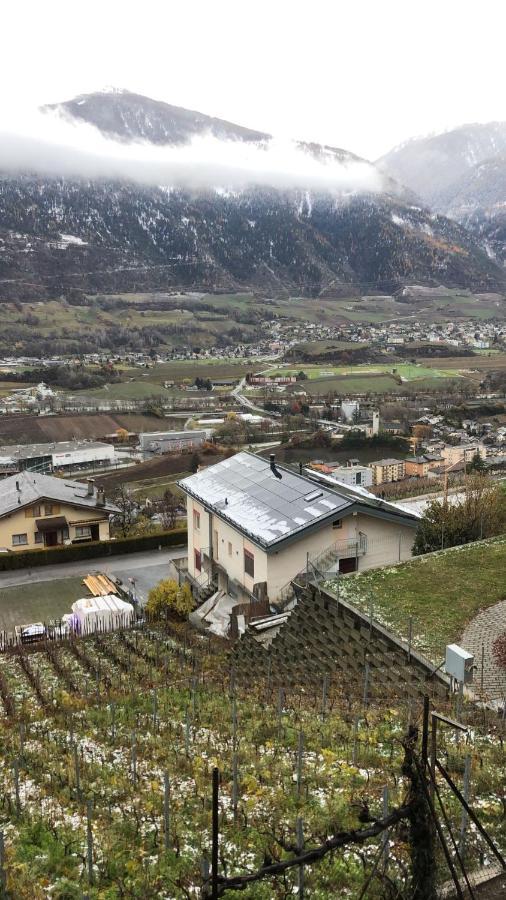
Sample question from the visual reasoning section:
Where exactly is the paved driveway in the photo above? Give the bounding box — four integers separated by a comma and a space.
0, 547, 186, 606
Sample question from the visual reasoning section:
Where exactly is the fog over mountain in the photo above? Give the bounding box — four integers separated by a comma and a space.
0, 91, 384, 194
0, 90, 504, 299
379, 121, 506, 263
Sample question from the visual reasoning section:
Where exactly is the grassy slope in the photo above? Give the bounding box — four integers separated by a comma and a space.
332, 537, 506, 662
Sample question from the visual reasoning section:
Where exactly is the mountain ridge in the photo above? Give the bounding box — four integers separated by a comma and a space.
0, 91, 504, 298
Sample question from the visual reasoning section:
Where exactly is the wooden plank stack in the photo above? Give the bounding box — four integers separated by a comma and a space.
82, 574, 118, 597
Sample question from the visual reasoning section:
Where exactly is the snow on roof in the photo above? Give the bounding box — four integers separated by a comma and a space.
180, 452, 351, 548
0, 470, 119, 518
179, 452, 419, 550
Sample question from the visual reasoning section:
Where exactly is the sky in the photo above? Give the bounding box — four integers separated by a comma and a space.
2, 0, 506, 160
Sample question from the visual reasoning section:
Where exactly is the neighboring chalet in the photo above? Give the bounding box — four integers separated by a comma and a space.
0, 471, 118, 551
179, 451, 420, 608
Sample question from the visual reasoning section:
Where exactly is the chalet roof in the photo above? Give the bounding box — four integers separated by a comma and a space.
0, 471, 118, 518
179, 451, 419, 551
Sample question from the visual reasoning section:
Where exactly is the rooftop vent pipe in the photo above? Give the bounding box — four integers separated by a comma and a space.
270, 453, 282, 480
15, 480, 20, 491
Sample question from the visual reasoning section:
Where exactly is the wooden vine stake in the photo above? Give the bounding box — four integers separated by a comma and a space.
0, 830, 5, 896
163, 772, 170, 851
86, 800, 94, 885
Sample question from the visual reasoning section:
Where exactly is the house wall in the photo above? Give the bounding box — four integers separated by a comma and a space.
186, 497, 416, 603
405, 460, 429, 477
354, 514, 415, 570
0, 502, 110, 551
187, 497, 268, 598
442, 444, 487, 465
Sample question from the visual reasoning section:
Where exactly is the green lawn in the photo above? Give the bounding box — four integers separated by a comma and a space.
127, 471, 190, 500
0, 576, 87, 632
329, 537, 506, 662
266, 363, 462, 380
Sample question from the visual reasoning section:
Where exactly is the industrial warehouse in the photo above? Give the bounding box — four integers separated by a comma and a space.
0, 440, 116, 476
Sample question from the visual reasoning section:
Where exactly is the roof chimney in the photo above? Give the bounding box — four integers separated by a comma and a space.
15, 480, 20, 491
96, 487, 106, 508
87, 477, 95, 497
270, 453, 282, 479
299, 462, 303, 475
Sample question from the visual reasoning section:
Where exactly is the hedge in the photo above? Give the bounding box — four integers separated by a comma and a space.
0, 528, 187, 571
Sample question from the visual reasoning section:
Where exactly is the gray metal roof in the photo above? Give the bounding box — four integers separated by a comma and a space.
179, 451, 419, 551
0, 440, 113, 463
0, 471, 118, 517
180, 452, 352, 548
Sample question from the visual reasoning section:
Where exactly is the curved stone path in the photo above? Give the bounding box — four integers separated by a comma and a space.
461, 599, 506, 702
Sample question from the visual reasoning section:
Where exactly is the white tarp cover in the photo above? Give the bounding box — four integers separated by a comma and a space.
71, 594, 134, 635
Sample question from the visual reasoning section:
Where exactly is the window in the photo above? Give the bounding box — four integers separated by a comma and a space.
44, 502, 60, 516
355, 472, 362, 485
34, 532, 44, 544
244, 549, 255, 578
25, 505, 41, 518
75, 526, 91, 538
12, 533, 28, 546
193, 509, 201, 531
332, 519, 342, 529
194, 549, 202, 572
228, 541, 232, 557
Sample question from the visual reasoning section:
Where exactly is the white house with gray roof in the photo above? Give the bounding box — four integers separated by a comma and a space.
0, 471, 118, 551
179, 451, 420, 607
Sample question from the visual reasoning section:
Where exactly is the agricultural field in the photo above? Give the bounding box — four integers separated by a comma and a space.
259, 361, 469, 396
328, 537, 506, 662
0, 623, 503, 898
265, 363, 463, 380
0, 413, 180, 445
420, 353, 506, 371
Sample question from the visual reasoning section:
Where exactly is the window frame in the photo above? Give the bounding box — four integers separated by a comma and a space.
332, 519, 343, 529
194, 548, 202, 573
12, 533, 28, 546
244, 548, 255, 578
44, 502, 60, 516
25, 504, 41, 518
193, 509, 201, 531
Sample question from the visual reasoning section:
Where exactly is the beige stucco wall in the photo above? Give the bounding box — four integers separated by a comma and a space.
186, 497, 416, 603
187, 497, 268, 596
0, 501, 110, 551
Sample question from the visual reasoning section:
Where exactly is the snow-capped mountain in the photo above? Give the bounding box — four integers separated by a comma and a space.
378, 122, 506, 263
43, 89, 271, 146
377, 122, 506, 208
0, 91, 504, 299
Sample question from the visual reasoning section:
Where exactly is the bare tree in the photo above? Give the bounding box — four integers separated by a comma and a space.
159, 490, 180, 530
112, 484, 137, 536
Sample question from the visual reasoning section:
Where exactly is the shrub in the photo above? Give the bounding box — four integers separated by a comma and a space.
146, 579, 193, 620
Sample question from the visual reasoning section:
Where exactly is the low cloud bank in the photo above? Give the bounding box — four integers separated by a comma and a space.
0, 107, 384, 193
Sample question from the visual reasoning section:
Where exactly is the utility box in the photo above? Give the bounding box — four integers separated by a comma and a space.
445, 644, 474, 684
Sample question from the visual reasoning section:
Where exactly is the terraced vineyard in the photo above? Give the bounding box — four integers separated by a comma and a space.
0, 624, 503, 897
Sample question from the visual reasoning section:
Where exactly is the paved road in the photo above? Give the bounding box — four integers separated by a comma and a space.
0, 547, 185, 604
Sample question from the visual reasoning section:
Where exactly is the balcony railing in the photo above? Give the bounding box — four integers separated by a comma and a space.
276, 534, 368, 610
